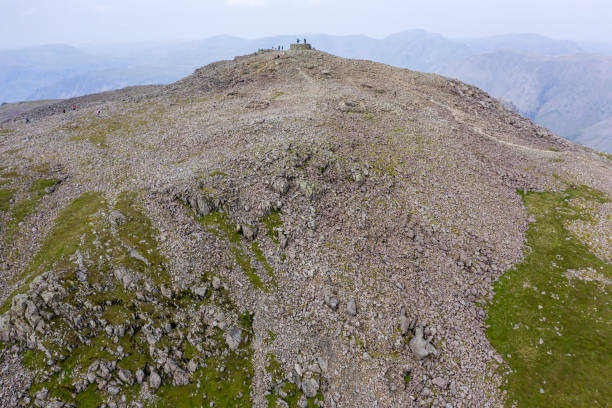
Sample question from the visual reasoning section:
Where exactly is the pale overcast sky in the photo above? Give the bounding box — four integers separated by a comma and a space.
2, 0, 612, 48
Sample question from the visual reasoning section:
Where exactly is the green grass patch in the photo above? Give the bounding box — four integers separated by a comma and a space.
487, 186, 612, 408
4, 178, 57, 243
1, 191, 104, 312
265, 353, 322, 408
261, 211, 283, 243
192, 209, 270, 290
0, 189, 13, 211
153, 312, 255, 408
251, 242, 275, 280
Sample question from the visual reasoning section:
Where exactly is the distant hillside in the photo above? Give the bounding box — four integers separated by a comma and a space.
441, 52, 612, 146
462, 33, 584, 55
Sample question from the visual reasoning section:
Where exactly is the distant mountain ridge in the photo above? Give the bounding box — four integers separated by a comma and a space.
1, 31, 612, 152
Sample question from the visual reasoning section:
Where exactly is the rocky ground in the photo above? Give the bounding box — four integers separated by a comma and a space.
0, 49, 610, 407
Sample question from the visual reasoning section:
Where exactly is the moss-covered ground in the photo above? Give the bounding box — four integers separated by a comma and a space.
0, 189, 13, 212
487, 186, 612, 408
1, 191, 104, 312
265, 354, 323, 408
190, 206, 279, 290
3, 191, 255, 407
2, 177, 57, 244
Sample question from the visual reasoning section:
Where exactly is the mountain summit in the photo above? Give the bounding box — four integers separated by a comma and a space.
0, 50, 610, 408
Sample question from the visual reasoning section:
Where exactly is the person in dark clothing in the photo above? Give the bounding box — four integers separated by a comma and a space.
304, 38, 307, 44
297, 39, 300, 43
25, 117, 30, 124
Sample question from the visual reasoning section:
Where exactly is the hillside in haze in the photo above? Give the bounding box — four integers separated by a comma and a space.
1, 31, 612, 153
0, 48, 610, 408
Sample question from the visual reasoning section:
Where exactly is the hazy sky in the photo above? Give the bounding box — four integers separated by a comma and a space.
2, 0, 612, 48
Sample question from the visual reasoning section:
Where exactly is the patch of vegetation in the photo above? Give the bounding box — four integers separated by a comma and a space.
487, 186, 612, 408
231, 246, 264, 289
1, 191, 104, 311
64, 105, 164, 147
153, 313, 254, 408
261, 210, 283, 243
4, 190, 256, 407
0, 169, 20, 179
114, 192, 171, 287
207, 170, 227, 178
251, 242, 275, 280
192, 209, 276, 290
265, 354, 322, 408
4, 178, 57, 243
0, 189, 13, 212
597, 151, 612, 161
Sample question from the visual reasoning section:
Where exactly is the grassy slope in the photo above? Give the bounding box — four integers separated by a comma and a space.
487, 186, 611, 407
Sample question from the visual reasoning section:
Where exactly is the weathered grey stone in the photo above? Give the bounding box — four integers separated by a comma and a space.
301, 376, 319, 398
192, 286, 207, 298
129, 249, 151, 266
225, 327, 242, 351
149, 370, 162, 390
409, 327, 437, 360
241, 225, 257, 240
107, 385, 121, 395
109, 211, 126, 226
196, 195, 211, 216
212, 276, 221, 290
118, 369, 134, 385
279, 231, 289, 248
324, 292, 338, 311
432, 377, 447, 389
135, 369, 145, 384
347, 299, 357, 316
272, 177, 290, 195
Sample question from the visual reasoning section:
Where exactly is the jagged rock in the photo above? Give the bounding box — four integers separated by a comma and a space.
272, 177, 290, 195
113, 267, 139, 290
225, 327, 242, 351
409, 326, 438, 360
135, 369, 145, 384
301, 376, 319, 398
432, 377, 447, 389
212, 276, 221, 290
399, 307, 416, 335
34, 388, 48, 401
346, 299, 357, 316
317, 357, 328, 372
192, 286, 207, 298
129, 249, 151, 266
324, 292, 338, 311
109, 211, 126, 226
241, 225, 257, 240
278, 231, 289, 248
196, 195, 211, 216
149, 370, 162, 390
118, 369, 134, 385
172, 368, 191, 386
297, 395, 308, 408
107, 385, 121, 395
160, 284, 172, 298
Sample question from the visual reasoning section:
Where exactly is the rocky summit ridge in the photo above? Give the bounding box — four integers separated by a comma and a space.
0, 49, 610, 408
